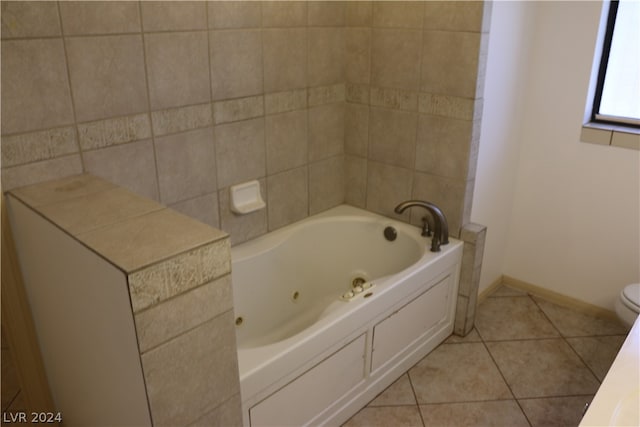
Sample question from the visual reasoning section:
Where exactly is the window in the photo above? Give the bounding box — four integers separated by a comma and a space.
591, 0, 640, 128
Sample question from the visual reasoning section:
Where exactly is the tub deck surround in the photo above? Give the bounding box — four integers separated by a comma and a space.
7, 173, 241, 426
231, 205, 464, 426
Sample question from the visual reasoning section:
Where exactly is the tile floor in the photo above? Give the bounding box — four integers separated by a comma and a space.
343, 284, 630, 427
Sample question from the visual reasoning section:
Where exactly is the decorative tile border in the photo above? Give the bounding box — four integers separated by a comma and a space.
213, 95, 264, 124
308, 83, 346, 107
370, 86, 418, 111
127, 239, 231, 313
1, 126, 78, 167
78, 113, 151, 151
151, 103, 213, 136
265, 88, 307, 115
345, 83, 482, 121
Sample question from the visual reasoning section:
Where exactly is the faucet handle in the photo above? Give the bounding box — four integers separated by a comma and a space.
421, 215, 432, 237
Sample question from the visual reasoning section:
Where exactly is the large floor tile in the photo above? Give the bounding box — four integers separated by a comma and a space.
566, 335, 626, 381
342, 405, 423, 427
533, 297, 628, 337
475, 296, 559, 341
486, 339, 600, 398
368, 374, 417, 407
519, 395, 594, 427
420, 400, 529, 427
409, 343, 512, 404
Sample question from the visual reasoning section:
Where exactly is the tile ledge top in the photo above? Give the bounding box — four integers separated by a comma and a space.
8, 173, 228, 273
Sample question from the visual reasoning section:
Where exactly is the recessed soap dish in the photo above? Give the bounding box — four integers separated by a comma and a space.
230, 180, 266, 215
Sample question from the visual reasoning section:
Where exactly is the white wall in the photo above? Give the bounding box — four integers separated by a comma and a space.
471, 1, 536, 291
475, 1, 640, 310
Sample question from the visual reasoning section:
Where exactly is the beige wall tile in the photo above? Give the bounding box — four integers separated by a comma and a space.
1, 1, 61, 38
345, 1, 372, 26
371, 29, 422, 90
218, 179, 267, 245
308, 27, 345, 87
345, 103, 369, 157
345, 155, 367, 208
38, 187, 162, 236
372, 1, 425, 29
145, 32, 211, 110
266, 110, 308, 174
267, 166, 308, 230
1, 157, 82, 194
213, 95, 264, 125
78, 114, 151, 151
308, 103, 344, 161
152, 103, 213, 137
308, 1, 345, 26
210, 29, 263, 101
66, 35, 148, 122
1, 39, 74, 135
424, 1, 485, 32
345, 28, 371, 85
1, 127, 78, 168
415, 114, 473, 180
369, 107, 417, 169
421, 30, 481, 99
366, 161, 412, 219
82, 139, 159, 202
215, 118, 265, 188
262, 1, 307, 27
208, 1, 262, 29
412, 172, 466, 238
141, 313, 239, 426
309, 156, 345, 214
169, 193, 220, 229
59, 1, 140, 35
134, 275, 233, 353
263, 28, 307, 93
141, 1, 207, 32
155, 127, 217, 205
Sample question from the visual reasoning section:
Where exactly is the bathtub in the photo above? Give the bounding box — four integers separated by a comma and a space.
232, 205, 463, 426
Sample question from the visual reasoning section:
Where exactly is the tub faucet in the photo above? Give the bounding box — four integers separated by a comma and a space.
394, 200, 449, 252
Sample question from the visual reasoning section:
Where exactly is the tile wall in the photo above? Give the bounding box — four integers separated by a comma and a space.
1, 0, 346, 245
344, 1, 490, 237
1, 0, 490, 243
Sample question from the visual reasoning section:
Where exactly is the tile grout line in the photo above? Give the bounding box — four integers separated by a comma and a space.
478, 291, 534, 427
529, 293, 604, 385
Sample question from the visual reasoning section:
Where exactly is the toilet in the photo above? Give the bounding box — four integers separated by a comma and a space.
615, 283, 640, 327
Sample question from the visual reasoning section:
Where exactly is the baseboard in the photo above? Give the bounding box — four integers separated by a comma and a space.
502, 275, 618, 321
478, 275, 504, 303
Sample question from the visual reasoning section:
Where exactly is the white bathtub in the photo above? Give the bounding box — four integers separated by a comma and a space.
232, 205, 463, 426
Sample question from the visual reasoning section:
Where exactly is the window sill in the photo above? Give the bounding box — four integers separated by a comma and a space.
581, 123, 640, 150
